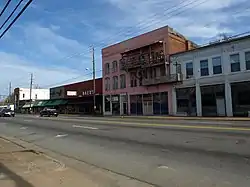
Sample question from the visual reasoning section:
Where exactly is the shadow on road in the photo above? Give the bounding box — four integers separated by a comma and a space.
0, 162, 34, 187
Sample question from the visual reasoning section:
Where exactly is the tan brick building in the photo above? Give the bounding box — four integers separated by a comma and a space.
102, 26, 196, 116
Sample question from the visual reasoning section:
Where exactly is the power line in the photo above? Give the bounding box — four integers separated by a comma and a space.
0, 0, 33, 39
20, 0, 209, 65
41, 69, 102, 88
98, 0, 200, 46
203, 6, 250, 28
0, 0, 12, 17
57, 0, 210, 61
200, 30, 250, 47
0, 0, 24, 30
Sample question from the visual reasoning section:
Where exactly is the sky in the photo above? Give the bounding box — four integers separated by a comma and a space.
0, 0, 249, 98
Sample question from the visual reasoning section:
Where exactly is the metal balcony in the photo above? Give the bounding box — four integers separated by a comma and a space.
142, 74, 183, 86
120, 59, 166, 71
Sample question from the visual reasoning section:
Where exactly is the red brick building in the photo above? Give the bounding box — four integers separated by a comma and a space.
49, 78, 103, 114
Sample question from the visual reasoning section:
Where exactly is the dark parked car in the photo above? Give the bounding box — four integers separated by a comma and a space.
0, 108, 15, 117
40, 108, 58, 117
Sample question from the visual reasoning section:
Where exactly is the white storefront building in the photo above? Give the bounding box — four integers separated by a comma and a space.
170, 35, 250, 117
15, 88, 50, 101
14, 88, 50, 110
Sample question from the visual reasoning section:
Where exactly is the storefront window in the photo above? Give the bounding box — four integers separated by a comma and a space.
112, 95, 120, 115
105, 95, 111, 112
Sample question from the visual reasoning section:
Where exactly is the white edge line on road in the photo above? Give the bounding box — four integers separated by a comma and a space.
55, 134, 68, 138
24, 120, 33, 122
20, 127, 28, 130
72, 125, 99, 130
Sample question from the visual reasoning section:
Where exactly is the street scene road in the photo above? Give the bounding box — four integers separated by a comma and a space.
0, 115, 250, 187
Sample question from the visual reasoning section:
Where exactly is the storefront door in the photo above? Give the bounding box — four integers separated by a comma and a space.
122, 102, 127, 115
143, 101, 153, 115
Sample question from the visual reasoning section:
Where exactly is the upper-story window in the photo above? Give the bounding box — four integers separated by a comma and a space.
150, 68, 156, 78
23, 93, 25, 98
186, 62, 193, 79
120, 74, 126, 89
105, 77, 110, 91
212, 57, 222, 75
200, 59, 209, 76
105, 63, 110, 75
35, 94, 38, 99
112, 76, 118, 90
245, 52, 250, 70
130, 73, 137, 87
112, 61, 118, 72
230, 54, 240, 72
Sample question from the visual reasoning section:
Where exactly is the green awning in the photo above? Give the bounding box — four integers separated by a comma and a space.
33, 100, 49, 107
44, 100, 67, 107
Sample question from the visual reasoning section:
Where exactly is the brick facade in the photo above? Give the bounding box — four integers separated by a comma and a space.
102, 26, 194, 116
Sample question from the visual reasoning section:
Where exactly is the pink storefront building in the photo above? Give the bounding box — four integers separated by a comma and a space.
102, 26, 196, 116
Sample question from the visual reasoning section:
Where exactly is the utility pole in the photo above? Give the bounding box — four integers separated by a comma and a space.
8, 82, 12, 103
29, 73, 33, 113
92, 46, 96, 114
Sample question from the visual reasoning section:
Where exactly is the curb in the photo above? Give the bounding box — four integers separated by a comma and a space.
0, 135, 65, 167
114, 116, 250, 122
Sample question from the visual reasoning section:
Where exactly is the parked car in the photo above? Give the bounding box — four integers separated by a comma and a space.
40, 108, 59, 117
0, 108, 15, 117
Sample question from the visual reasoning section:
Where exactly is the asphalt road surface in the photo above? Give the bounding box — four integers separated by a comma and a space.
0, 115, 250, 187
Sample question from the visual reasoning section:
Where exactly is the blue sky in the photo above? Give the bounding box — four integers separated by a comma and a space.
0, 0, 249, 97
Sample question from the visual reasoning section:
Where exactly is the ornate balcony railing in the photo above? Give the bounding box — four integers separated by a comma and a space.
142, 74, 183, 86
120, 51, 165, 71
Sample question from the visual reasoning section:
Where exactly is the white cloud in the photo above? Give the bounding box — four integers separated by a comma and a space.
0, 52, 91, 95
19, 23, 90, 63
100, 0, 249, 44
50, 24, 61, 31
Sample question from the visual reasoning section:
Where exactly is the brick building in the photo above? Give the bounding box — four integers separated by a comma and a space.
102, 26, 196, 116
49, 78, 103, 114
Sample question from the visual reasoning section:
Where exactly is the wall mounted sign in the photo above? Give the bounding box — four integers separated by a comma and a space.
67, 91, 77, 96
82, 90, 94, 96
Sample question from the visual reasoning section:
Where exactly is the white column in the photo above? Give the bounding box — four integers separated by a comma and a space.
171, 88, 177, 115
120, 94, 122, 115
127, 93, 130, 115
110, 95, 113, 115
102, 95, 105, 115
225, 82, 233, 117
196, 84, 202, 116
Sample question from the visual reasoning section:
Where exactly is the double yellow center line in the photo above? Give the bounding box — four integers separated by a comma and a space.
41, 117, 250, 132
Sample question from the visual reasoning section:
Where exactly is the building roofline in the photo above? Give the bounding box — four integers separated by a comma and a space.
171, 34, 250, 56
51, 78, 102, 89
102, 26, 170, 51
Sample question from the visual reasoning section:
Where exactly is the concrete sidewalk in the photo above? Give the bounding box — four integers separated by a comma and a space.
0, 137, 101, 187
0, 136, 153, 187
